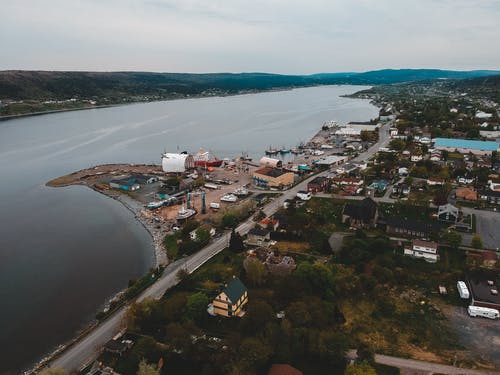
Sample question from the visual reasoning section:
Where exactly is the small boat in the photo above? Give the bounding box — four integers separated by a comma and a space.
240, 152, 252, 161
147, 201, 166, 210
265, 146, 279, 155
279, 147, 291, 154
176, 205, 197, 220
209, 202, 220, 210
220, 194, 238, 203
233, 187, 249, 197
290, 148, 300, 154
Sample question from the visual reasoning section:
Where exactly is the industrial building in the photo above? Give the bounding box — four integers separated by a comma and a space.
433, 138, 500, 156
467, 272, 500, 310
259, 156, 282, 168
161, 153, 195, 173
252, 168, 295, 189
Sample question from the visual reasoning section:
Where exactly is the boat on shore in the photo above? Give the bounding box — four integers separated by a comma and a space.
233, 187, 249, 197
194, 148, 223, 167
220, 193, 238, 202
176, 205, 197, 220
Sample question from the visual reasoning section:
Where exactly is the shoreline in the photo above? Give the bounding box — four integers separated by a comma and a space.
0, 83, 368, 121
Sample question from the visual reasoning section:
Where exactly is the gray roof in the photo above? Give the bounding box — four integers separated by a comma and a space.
223, 277, 247, 303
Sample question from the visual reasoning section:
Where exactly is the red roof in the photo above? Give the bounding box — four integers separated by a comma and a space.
268, 364, 303, 375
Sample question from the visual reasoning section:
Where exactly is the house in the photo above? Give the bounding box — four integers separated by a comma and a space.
467, 272, 500, 310
398, 167, 409, 176
385, 216, 441, 238
86, 361, 121, 375
314, 155, 347, 168
258, 217, 280, 231
333, 177, 364, 186
427, 178, 445, 186
389, 127, 398, 137
245, 248, 296, 276
268, 364, 303, 375
437, 203, 459, 223
131, 174, 159, 184
342, 198, 378, 228
252, 168, 295, 189
456, 187, 478, 202
411, 154, 423, 162
307, 176, 329, 193
247, 227, 271, 246
213, 277, 248, 318
457, 176, 474, 184
109, 179, 140, 191
467, 251, 498, 269
336, 163, 358, 174
368, 179, 389, 192
404, 239, 439, 262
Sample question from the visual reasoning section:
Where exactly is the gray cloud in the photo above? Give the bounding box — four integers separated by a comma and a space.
1, 0, 499, 73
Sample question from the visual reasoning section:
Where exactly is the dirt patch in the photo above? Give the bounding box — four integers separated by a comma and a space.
274, 241, 311, 254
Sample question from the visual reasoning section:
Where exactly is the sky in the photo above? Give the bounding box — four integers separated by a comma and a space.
1, 0, 500, 74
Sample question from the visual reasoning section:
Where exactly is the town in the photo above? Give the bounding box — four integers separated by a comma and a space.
42, 80, 500, 375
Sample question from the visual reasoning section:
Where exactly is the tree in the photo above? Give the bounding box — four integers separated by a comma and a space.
137, 359, 160, 375
356, 341, 375, 363
242, 300, 274, 333
176, 268, 190, 283
244, 257, 267, 286
389, 139, 406, 151
229, 228, 244, 253
344, 362, 377, 375
471, 234, 483, 249
442, 231, 462, 249
222, 214, 238, 228
194, 227, 211, 245
185, 292, 209, 322
238, 337, 273, 369
38, 369, 68, 375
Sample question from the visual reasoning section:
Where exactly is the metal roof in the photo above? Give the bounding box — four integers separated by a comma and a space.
434, 138, 499, 151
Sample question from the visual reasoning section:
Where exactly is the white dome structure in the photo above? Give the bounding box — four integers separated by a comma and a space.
162, 153, 195, 173
259, 156, 282, 168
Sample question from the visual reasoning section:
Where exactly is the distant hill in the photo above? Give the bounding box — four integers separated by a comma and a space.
1, 69, 499, 101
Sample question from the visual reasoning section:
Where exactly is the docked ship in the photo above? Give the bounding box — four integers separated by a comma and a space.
194, 148, 223, 167
265, 146, 279, 155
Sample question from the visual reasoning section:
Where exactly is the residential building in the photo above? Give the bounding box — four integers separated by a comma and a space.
307, 176, 329, 193
314, 155, 347, 168
433, 138, 499, 156
247, 227, 271, 246
268, 364, 303, 375
437, 204, 459, 223
258, 217, 280, 231
404, 239, 439, 262
245, 248, 296, 276
342, 197, 378, 228
385, 216, 441, 238
252, 168, 295, 188
427, 178, 444, 186
213, 277, 248, 318
103, 339, 133, 356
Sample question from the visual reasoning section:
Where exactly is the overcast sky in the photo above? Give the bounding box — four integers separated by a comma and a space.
1, 0, 500, 74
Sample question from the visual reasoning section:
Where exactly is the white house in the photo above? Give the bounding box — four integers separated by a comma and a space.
411, 154, 423, 162
404, 239, 438, 262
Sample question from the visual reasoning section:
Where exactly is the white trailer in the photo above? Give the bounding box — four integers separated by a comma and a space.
467, 305, 499, 320
457, 281, 470, 299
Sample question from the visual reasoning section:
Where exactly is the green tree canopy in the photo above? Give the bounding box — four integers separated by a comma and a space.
185, 292, 209, 322
137, 359, 160, 375
344, 361, 377, 375
244, 257, 267, 287
471, 234, 483, 249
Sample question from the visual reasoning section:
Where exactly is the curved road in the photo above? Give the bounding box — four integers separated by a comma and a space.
50, 122, 393, 373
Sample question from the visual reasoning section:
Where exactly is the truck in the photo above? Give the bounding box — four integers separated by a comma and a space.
467, 305, 499, 320
457, 281, 470, 299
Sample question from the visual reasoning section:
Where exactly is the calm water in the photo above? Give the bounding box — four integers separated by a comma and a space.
0, 85, 378, 373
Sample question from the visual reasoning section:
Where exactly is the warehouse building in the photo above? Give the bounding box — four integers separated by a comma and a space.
161, 153, 195, 173
433, 138, 500, 156
252, 168, 295, 189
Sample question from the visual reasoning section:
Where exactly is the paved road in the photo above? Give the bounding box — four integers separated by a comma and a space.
462, 207, 500, 250
50, 122, 393, 372
375, 354, 500, 375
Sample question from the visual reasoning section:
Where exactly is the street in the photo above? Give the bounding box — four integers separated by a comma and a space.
50, 122, 393, 372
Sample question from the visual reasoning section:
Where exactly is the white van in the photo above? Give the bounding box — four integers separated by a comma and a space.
296, 190, 312, 201
467, 305, 499, 320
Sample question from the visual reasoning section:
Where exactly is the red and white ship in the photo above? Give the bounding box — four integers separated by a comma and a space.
193, 148, 223, 167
